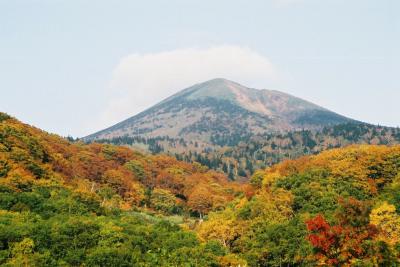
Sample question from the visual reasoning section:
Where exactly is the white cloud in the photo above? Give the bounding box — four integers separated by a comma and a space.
96, 45, 280, 130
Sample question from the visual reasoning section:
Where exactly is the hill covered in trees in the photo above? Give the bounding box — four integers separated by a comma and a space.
0, 112, 244, 265
196, 145, 400, 265
1, 112, 400, 266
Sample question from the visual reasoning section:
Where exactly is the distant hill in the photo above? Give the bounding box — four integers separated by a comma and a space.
85, 78, 353, 143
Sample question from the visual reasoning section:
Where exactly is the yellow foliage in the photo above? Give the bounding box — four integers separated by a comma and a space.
7, 238, 35, 266
219, 253, 248, 267
235, 197, 249, 210
262, 170, 280, 188
197, 208, 242, 248
370, 202, 400, 245
243, 188, 293, 223
262, 145, 400, 196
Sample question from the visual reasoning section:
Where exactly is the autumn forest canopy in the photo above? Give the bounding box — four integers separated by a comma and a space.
0, 112, 400, 266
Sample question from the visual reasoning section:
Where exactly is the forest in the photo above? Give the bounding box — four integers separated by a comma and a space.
1, 112, 400, 266
96, 123, 400, 180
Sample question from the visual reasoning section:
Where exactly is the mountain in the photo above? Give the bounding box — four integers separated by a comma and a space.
85, 79, 400, 180
85, 78, 353, 143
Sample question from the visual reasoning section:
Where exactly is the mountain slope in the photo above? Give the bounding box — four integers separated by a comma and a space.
85, 78, 353, 142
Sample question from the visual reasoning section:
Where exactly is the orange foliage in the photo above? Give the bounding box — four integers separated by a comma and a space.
0, 113, 241, 214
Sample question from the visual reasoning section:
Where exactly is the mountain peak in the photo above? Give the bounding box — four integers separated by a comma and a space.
184, 78, 245, 102
203, 77, 233, 84
178, 78, 324, 118
85, 79, 353, 142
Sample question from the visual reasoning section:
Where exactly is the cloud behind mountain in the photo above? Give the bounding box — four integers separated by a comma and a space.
96, 45, 281, 131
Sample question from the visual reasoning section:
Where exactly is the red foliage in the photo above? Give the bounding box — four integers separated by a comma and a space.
306, 199, 378, 266
306, 214, 343, 265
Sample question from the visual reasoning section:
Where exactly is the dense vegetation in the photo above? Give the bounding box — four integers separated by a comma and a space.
97, 123, 400, 180
0, 113, 243, 266
198, 145, 400, 265
1, 112, 400, 266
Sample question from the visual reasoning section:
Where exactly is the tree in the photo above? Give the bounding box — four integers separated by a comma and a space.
306, 198, 378, 266
197, 208, 241, 248
124, 160, 146, 181
249, 170, 264, 189
7, 238, 35, 267
370, 202, 400, 246
187, 185, 214, 219
150, 188, 178, 214
306, 214, 343, 266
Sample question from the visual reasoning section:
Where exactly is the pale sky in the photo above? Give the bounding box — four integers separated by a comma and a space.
0, 0, 399, 137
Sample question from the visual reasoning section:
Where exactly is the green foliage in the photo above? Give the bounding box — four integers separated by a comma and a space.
250, 170, 264, 188
0, 184, 223, 266
0, 160, 10, 177
275, 170, 370, 216
150, 188, 179, 214
237, 217, 312, 266
0, 113, 11, 123
125, 159, 146, 181
381, 174, 400, 211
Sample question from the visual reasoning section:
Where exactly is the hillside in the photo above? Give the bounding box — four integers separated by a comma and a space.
0, 112, 241, 215
0, 112, 245, 266
1, 112, 400, 265
85, 78, 353, 143
196, 145, 400, 266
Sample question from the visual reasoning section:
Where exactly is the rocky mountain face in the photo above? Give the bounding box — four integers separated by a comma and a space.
85, 78, 353, 143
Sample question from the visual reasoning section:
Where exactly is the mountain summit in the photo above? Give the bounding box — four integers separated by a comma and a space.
85, 78, 352, 142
